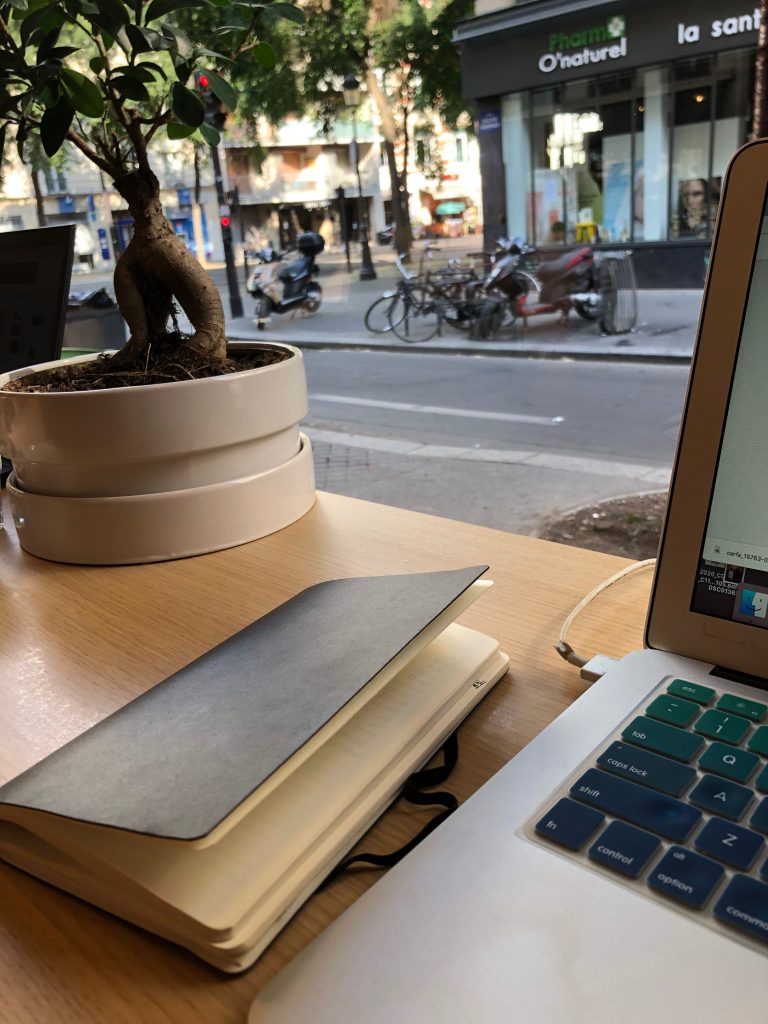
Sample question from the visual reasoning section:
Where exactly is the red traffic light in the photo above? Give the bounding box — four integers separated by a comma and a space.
197, 73, 209, 89
220, 215, 231, 228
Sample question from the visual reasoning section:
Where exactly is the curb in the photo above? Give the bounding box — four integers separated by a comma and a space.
226, 333, 693, 364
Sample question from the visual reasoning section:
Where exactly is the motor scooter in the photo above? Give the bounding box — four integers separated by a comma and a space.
484, 237, 602, 326
248, 232, 324, 328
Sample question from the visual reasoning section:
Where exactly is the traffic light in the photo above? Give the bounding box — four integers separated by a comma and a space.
194, 71, 226, 133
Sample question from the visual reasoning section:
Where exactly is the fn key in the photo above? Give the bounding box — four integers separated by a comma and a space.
535, 798, 604, 851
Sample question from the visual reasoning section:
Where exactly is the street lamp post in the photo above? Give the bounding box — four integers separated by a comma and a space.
342, 72, 376, 282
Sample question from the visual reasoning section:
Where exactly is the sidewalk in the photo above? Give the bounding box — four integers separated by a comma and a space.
226, 257, 701, 363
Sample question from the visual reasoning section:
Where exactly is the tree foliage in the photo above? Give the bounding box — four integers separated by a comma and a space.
0, 0, 303, 182
0, 0, 303, 369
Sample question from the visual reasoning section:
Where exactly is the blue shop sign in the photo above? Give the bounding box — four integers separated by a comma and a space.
478, 111, 501, 133
58, 194, 75, 213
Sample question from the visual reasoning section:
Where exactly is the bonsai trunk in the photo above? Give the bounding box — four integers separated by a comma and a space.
112, 168, 227, 365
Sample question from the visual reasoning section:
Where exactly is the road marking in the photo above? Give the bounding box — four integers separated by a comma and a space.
306, 427, 672, 485
309, 393, 564, 426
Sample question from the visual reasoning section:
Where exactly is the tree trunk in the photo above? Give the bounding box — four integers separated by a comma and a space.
112, 168, 226, 364
755, 1, 768, 138
366, 68, 412, 254
30, 166, 46, 227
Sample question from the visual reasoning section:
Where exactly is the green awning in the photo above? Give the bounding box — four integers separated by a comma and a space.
435, 201, 466, 216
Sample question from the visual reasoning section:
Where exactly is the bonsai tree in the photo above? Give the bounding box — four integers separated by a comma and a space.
0, 0, 302, 381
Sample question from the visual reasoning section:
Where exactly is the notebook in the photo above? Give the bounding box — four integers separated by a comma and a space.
250, 141, 768, 1022
0, 566, 508, 972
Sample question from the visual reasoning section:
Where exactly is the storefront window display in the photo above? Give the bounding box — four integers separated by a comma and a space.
500, 51, 754, 247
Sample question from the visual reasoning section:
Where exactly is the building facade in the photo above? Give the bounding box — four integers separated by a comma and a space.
224, 116, 386, 253
0, 142, 224, 271
456, 0, 759, 284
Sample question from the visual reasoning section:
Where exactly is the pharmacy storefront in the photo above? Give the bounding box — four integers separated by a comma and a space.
457, 0, 759, 284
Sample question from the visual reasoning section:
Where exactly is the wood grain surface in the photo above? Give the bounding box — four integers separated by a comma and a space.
0, 490, 650, 1023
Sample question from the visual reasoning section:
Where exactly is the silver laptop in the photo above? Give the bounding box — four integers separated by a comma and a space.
251, 141, 768, 1023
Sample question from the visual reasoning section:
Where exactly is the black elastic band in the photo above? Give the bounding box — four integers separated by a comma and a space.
322, 730, 460, 885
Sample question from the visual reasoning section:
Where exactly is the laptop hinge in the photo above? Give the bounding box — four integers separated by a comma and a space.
710, 665, 768, 693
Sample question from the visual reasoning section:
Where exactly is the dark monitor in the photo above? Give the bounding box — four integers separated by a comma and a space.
0, 224, 75, 375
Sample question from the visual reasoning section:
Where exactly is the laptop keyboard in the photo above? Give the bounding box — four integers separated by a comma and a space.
530, 677, 768, 951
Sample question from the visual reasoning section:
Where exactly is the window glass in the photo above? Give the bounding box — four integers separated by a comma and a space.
530, 88, 569, 243
596, 74, 632, 242
501, 92, 533, 241
634, 65, 670, 241
670, 56, 713, 239
713, 50, 754, 203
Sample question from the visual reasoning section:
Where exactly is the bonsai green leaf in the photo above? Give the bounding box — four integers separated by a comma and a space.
253, 40, 275, 69
126, 23, 173, 52
111, 75, 150, 101
44, 45, 81, 60
40, 97, 75, 156
167, 121, 196, 138
35, 24, 61, 60
20, 4, 63, 48
162, 21, 192, 58
60, 67, 104, 118
16, 120, 28, 161
89, 55, 107, 73
144, 0, 210, 24
67, 0, 102, 14
112, 64, 157, 82
264, 3, 303, 24
173, 56, 191, 82
192, 46, 231, 61
86, 0, 128, 33
170, 80, 204, 126
205, 69, 235, 111
197, 121, 219, 146
138, 60, 167, 79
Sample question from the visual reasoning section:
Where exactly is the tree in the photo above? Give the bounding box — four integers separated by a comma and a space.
0, 0, 301, 376
295, 0, 471, 255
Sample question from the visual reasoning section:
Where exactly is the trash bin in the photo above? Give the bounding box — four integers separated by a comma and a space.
64, 289, 127, 350
597, 253, 638, 335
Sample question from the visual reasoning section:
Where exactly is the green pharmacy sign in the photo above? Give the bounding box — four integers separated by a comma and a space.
538, 15, 628, 74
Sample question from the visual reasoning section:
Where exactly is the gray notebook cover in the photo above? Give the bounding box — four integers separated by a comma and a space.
0, 566, 487, 841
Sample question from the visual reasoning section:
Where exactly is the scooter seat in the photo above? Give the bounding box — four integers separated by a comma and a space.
278, 256, 312, 282
538, 247, 592, 280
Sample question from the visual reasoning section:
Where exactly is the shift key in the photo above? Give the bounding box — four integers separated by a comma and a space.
571, 768, 701, 841
622, 715, 704, 763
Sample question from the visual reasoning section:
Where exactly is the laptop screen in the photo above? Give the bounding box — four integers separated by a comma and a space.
0, 224, 74, 375
691, 199, 768, 628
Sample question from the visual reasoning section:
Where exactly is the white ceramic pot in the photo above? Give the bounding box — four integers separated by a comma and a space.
0, 343, 316, 564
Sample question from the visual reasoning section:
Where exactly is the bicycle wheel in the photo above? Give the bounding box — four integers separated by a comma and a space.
364, 294, 403, 333
392, 286, 440, 343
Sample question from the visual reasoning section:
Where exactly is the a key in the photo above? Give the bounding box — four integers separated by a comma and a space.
570, 769, 701, 842
694, 817, 764, 871
534, 798, 604, 851
621, 716, 704, 763
688, 774, 753, 821
588, 820, 660, 879
714, 875, 768, 944
596, 742, 696, 797
648, 847, 724, 909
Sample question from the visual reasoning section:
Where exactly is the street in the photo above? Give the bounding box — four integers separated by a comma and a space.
303, 350, 688, 534
69, 251, 697, 535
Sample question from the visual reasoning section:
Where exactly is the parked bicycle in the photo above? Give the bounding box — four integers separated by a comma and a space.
363, 243, 482, 342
